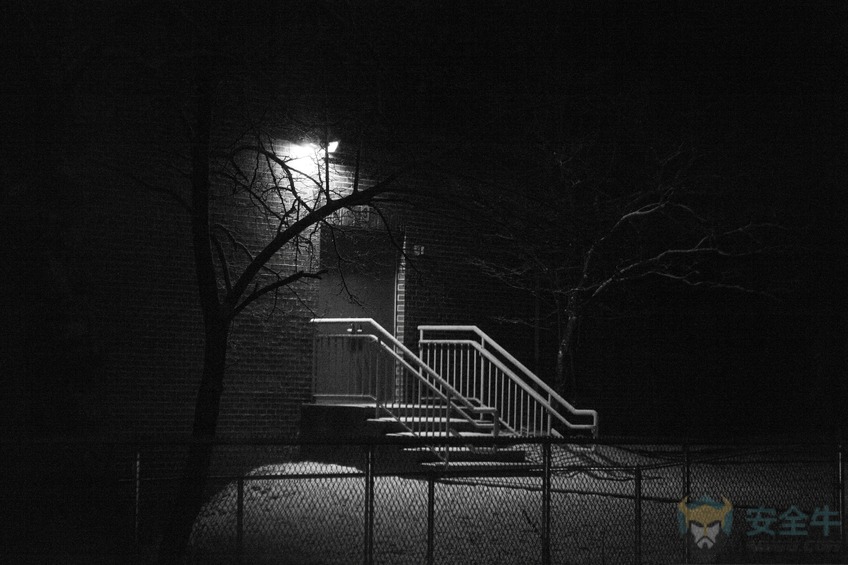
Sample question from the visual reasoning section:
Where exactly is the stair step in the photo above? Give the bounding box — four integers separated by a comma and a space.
407, 446, 527, 464
379, 402, 449, 411
313, 394, 375, 405
368, 416, 495, 436
368, 416, 468, 434
380, 402, 447, 410
369, 417, 496, 427
377, 403, 500, 422
371, 416, 466, 422
385, 431, 500, 438
419, 460, 532, 470
369, 416, 468, 425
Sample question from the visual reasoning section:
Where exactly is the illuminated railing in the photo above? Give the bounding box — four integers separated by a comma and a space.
311, 318, 499, 462
419, 326, 598, 438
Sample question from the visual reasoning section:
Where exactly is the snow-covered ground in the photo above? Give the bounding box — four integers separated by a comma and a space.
187, 445, 839, 564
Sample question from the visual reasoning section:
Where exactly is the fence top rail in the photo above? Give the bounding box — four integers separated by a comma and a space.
2, 435, 844, 448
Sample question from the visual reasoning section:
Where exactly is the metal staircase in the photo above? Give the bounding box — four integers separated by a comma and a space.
307, 318, 598, 466
418, 325, 598, 438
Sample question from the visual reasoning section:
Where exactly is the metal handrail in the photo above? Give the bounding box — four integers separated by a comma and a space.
311, 318, 500, 438
419, 325, 599, 437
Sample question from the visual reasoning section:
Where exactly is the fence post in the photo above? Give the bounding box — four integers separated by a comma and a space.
427, 471, 436, 565
237, 476, 244, 563
683, 443, 691, 564
364, 443, 375, 565
134, 448, 141, 548
634, 466, 642, 565
838, 441, 845, 549
542, 439, 552, 565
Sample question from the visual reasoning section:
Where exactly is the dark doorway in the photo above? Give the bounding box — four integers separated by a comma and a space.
317, 228, 398, 335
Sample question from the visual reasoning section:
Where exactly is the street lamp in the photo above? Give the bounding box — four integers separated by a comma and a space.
289, 141, 338, 160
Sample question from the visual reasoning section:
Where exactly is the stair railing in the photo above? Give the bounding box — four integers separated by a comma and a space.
419, 326, 598, 438
311, 318, 500, 461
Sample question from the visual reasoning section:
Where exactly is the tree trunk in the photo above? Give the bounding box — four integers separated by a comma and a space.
158, 321, 229, 564
555, 310, 579, 400
158, 57, 225, 561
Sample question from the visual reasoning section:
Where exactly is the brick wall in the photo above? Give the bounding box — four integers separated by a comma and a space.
1, 59, 361, 438
0, 7, 550, 441
1, 101, 524, 441
11, 114, 829, 440
399, 196, 538, 368
57, 145, 323, 439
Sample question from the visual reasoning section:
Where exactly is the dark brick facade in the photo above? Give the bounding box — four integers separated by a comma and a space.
2, 113, 543, 439
399, 201, 536, 361
6, 134, 843, 439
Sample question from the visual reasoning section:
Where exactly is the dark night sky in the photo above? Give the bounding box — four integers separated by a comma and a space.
1, 3, 842, 161
377, 2, 846, 269
364, 2, 847, 436
365, 2, 845, 258
362, 3, 844, 139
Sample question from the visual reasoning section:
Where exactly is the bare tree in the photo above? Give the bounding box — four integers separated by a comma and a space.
164, 116, 417, 562
465, 135, 790, 402
157, 78, 428, 565
51, 2, 429, 561
5, 2, 440, 558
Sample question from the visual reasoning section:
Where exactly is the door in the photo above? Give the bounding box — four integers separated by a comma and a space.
316, 228, 398, 400
318, 228, 396, 332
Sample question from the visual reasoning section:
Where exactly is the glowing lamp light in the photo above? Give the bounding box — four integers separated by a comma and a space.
290, 141, 339, 160
290, 143, 316, 159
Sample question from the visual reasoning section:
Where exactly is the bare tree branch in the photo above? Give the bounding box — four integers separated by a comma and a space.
210, 232, 232, 295
211, 224, 254, 264
224, 157, 420, 312
232, 269, 326, 319
100, 161, 193, 213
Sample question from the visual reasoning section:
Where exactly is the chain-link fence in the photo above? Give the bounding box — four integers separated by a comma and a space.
2, 437, 845, 564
